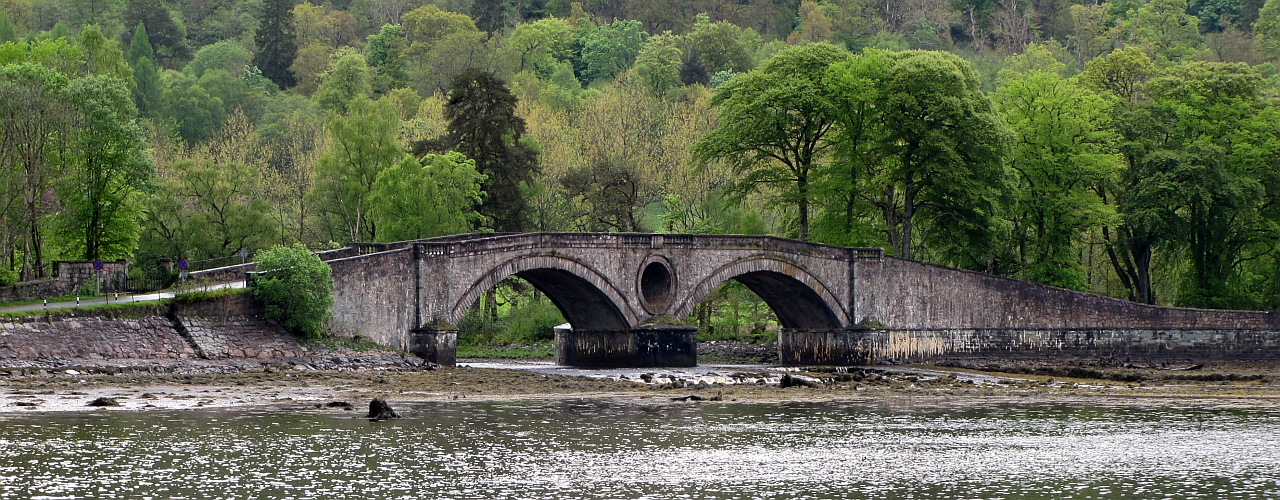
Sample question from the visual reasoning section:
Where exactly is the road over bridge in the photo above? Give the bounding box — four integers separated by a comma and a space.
207, 233, 1280, 367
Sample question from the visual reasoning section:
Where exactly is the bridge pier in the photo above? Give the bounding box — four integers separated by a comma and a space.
779, 328, 880, 366
555, 324, 697, 368
410, 327, 457, 366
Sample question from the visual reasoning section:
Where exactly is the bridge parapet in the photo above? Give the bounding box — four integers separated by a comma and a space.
410, 232, 878, 261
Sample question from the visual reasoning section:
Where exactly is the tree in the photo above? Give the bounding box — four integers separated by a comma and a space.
76, 24, 131, 83
418, 69, 539, 232
311, 97, 404, 243
0, 63, 69, 280
312, 47, 371, 113
1079, 47, 1167, 304
56, 75, 153, 261
502, 16, 574, 77
694, 43, 849, 241
122, 0, 188, 65
251, 243, 333, 338
369, 152, 487, 241
1257, 0, 1280, 61
574, 19, 648, 84
161, 72, 226, 145
402, 4, 477, 47
1146, 62, 1272, 308
788, 0, 835, 44
185, 40, 253, 78
124, 23, 160, 118
254, 0, 299, 89
632, 31, 682, 95
366, 23, 409, 92
993, 45, 1121, 289
869, 50, 1010, 264
0, 11, 17, 43
1130, 0, 1206, 63
681, 13, 758, 85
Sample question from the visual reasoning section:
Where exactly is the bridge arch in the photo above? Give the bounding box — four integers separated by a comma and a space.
672, 256, 850, 329
448, 254, 640, 331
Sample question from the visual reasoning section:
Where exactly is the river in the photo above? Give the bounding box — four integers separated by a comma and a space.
1, 397, 1277, 499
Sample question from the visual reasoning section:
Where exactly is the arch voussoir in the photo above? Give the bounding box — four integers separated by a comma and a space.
447, 253, 640, 330
672, 255, 850, 329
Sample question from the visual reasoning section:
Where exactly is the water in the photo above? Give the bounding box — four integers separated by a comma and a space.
1, 399, 1277, 499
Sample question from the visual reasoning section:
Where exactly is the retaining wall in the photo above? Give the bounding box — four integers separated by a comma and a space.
0, 293, 305, 364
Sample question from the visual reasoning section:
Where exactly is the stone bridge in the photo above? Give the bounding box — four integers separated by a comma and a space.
309, 232, 1280, 367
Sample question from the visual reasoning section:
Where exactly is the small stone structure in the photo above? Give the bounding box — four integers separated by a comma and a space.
0, 260, 129, 302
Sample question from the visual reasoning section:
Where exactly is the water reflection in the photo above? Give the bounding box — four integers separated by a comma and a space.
1, 400, 1277, 498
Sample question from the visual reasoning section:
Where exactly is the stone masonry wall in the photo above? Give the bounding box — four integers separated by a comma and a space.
0, 314, 198, 361
327, 248, 416, 350
0, 260, 129, 302
0, 294, 304, 363
854, 257, 1280, 330
874, 328, 1280, 363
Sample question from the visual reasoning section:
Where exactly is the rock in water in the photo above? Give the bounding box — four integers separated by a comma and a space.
367, 398, 400, 420
87, 397, 120, 407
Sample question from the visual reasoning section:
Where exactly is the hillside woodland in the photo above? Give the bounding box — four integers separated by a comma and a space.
2, 0, 1280, 339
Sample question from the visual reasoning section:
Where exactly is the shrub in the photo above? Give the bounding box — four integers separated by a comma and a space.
251, 243, 333, 338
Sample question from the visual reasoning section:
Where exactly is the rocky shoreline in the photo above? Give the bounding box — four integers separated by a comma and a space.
1, 340, 1278, 414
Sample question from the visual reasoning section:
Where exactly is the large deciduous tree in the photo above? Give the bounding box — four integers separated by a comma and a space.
993, 45, 1121, 289
56, 74, 153, 261
694, 43, 849, 241
369, 152, 487, 241
0, 63, 68, 279
311, 97, 403, 243
868, 50, 1010, 264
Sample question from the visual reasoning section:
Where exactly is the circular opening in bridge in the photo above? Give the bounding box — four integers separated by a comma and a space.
640, 260, 674, 313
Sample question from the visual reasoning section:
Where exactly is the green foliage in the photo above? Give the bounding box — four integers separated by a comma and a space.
185, 39, 252, 77
1130, 0, 1206, 63
423, 69, 538, 231
502, 16, 574, 78
162, 71, 227, 145
139, 158, 277, 262
312, 97, 404, 242
1256, 0, 1280, 61
682, 13, 760, 85
76, 24, 132, 83
574, 19, 647, 85
0, 11, 15, 44
694, 43, 849, 241
457, 280, 566, 344
253, 0, 298, 89
313, 47, 370, 113
123, 0, 189, 63
369, 151, 487, 241
994, 45, 1121, 289
251, 243, 333, 338
632, 31, 682, 95
56, 74, 154, 261
365, 23, 408, 92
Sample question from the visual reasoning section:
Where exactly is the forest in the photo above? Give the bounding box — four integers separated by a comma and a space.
1, 0, 1280, 341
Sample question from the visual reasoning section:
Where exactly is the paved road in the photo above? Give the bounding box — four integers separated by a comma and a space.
0, 281, 246, 313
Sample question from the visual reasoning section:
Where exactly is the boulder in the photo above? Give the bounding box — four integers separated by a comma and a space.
367, 398, 400, 420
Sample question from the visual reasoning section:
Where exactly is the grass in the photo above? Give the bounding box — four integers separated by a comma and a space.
0, 300, 168, 319
0, 293, 109, 308
457, 343, 555, 359
169, 286, 248, 304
